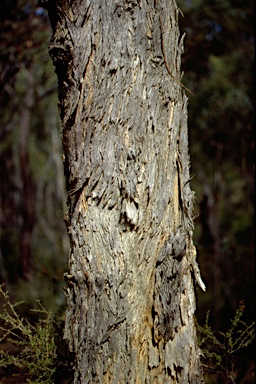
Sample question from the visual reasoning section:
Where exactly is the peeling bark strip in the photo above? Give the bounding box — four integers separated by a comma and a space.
47, 0, 205, 382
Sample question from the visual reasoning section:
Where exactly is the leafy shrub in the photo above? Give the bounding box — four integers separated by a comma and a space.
0, 284, 57, 383
197, 301, 255, 383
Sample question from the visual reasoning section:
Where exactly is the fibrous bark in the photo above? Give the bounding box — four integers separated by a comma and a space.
47, 0, 205, 382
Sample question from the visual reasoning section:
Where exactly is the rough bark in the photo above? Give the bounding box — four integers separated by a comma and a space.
47, 0, 205, 382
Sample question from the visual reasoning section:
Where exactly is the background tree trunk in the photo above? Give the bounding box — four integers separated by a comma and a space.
18, 62, 35, 279
47, 0, 205, 382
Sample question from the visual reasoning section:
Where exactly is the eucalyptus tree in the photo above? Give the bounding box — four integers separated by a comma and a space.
44, 0, 205, 382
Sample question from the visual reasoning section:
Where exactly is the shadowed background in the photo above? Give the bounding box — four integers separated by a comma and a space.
0, 0, 254, 382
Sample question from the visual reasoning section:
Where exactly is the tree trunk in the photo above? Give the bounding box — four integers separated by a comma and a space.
46, 0, 205, 382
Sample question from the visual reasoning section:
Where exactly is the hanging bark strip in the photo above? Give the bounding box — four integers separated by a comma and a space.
160, 15, 194, 96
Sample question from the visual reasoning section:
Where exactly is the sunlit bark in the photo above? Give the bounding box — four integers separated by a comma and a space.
47, 0, 205, 382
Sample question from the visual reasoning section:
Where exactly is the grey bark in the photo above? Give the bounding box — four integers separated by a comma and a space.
47, 0, 205, 382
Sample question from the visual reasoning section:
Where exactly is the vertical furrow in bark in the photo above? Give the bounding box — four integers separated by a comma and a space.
48, 0, 204, 382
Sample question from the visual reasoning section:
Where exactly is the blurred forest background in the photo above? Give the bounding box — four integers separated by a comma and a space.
0, 0, 254, 382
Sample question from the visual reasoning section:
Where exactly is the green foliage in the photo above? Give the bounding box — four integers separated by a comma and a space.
0, 0, 69, 283
197, 301, 255, 382
177, 0, 254, 345
0, 285, 57, 383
